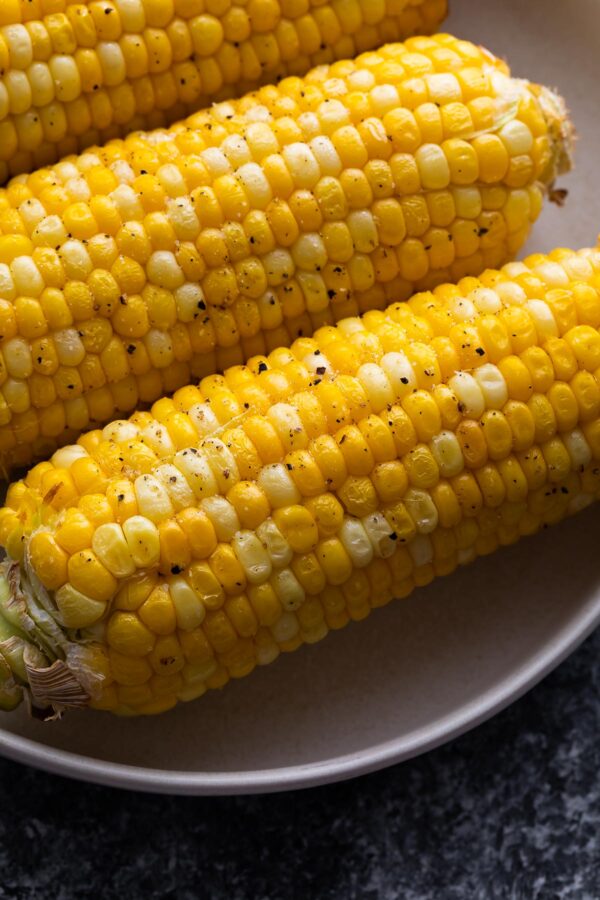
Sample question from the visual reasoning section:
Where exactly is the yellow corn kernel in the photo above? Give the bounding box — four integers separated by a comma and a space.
67, 549, 118, 602
28, 531, 68, 590
106, 610, 156, 657
139, 586, 177, 635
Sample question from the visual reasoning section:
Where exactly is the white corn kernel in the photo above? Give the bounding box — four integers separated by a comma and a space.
174, 449, 218, 499
449, 296, 477, 321
425, 73, 461, 104
201, 496, 240, 541
96, 42, 126, 86
526, 300, 559, 339
381, 351, 418, 397
3, 24, 33, 69
11, 256, 43, 296
110, 159, 135, 184
109, 184, 144, 219
369, 83, 400, 114
201, 147, 231, 177
122, 515, 160, 567
53, 329, 85, 366
0, 264, 15, 300
270, 610, 300, 643
267, 403, 307, 450
231, 531, 272, 584
139, 421, 175, 456
32, 215, 67, 248
404, 488, 439, 533
59, 239, 92, 279
167, 198, 200, 241
533, 261, 570, 287
495, 280, 527, 307
48, 54, 81, 102
272, 569, 305, 612
2, 379, 29, 413
114, 0, 146, 31
415, 144, 450, 190
448, 371, 485, 418
339, 517, 373, 567
347, 210, 378, 254
92, 522, 136, 578
188, 402, 220, 435
55, 584, 106, 629
4, 338, 32, 378
499, 120, 533, 155
263, 248, 294, 285
257, 463, 301, 508
453, 186, 482, 219
134, 474, 174, 523
560, 255, 594, 282
202, 437, 240, 491
430, 431, 464, 477
169, 578, 205, 631
409, 534, 434, 567
18, 198, 45, 232
563, 429, 592, 470
468, 287, 502, 314
255, 633, 280, 666
65, 177, 91, 202
237, 162, 272, 207
303, 351, 331, 375
357, 363, 394, 412
362, 512, 397, 558
292, 233, 327, 271
256, 519, 293, 567
309, 136, 342, 175
154, 464, 196, 510
282, 143, 320, 188
51, 445, 88, 469
145, 329, 175, 369
147, 251, 184, 290
156, 163, 187, 197
316, 98, 349, 132
474, 364, 508, 409
102, 420, 139, 443
174, 284, 206, 323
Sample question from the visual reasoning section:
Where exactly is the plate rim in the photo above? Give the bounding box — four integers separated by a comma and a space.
1, 595, 599, 795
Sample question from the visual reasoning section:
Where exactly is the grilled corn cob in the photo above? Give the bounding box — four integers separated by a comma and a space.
1, 242, 599, 716
0, 0, 448, 179
0, 36, 573, 471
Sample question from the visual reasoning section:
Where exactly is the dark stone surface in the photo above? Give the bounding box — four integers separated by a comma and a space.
0, 628, 599, 900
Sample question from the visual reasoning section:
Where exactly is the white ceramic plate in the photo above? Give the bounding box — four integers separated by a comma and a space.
1, 0, 600, 795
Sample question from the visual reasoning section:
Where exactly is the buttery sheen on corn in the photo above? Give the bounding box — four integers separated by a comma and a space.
1, 244, 600, 716
0, 36, 573, 470
0, 0, 447, 178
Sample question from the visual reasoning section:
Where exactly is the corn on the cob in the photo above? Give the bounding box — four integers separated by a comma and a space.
0, 0, 448, 179
1, 242, 599, 716
0, 36, 573, 471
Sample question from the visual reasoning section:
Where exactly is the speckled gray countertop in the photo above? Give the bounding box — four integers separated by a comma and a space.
0, 629, 598, 899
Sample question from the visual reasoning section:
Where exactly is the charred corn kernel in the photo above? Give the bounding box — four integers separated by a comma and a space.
0, 3, 448, 174
0, 36, 572, 470
5, 243, 600, 716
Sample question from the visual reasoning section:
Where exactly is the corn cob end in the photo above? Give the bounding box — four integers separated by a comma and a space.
0, 561, 103, 717
535, 84, 575, 187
